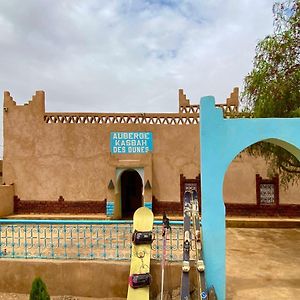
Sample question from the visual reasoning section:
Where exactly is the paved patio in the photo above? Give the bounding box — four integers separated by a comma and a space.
226, 228, 300, 300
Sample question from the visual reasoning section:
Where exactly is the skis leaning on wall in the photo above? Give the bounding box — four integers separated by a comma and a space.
191, 190, 217, 300
191, 189, 206, 299
180, 191, 192, 300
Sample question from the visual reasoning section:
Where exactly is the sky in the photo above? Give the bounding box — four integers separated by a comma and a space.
0, 0, 275, 154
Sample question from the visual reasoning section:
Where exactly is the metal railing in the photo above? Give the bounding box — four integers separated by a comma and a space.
0, 219, 186, 261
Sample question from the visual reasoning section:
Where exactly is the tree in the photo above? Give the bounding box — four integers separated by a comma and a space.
242, 0, 300, 187
29, 277, 50, 300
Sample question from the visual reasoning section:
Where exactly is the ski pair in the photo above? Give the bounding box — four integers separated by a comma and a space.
181, 190, 192, 300
190, 189, 205, 299
191, 190, 217, 300
180, 190, 217, 300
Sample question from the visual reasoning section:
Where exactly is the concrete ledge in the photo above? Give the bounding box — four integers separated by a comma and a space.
0, 259, 195, 298
4, 214, 300, 228
226, 217, 300, 228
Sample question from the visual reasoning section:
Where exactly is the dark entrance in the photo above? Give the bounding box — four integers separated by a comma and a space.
121, 169, 143, 218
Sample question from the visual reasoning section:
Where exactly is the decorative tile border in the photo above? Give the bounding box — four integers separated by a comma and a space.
106, 202, 114, 216
144, 202, 152, 210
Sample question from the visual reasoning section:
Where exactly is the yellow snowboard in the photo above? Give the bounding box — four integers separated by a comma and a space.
127, 206, 154, 300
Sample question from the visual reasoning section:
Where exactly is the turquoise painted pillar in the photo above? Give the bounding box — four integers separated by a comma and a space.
200, 97, 227, 300
200, 96, 300, 300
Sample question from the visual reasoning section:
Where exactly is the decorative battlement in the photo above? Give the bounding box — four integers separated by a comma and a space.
3, 91, 16, 106
215, 87, 239, 114
226, 87, 239, 107
179, 89, 190, 107
3, 90, 45, 113
44, 113, 199, 125
179, 87, 240, 116
179, 89, 199, 114
43, 87, 244, 125
179, 105, 200, 114
3, 88, 246, 126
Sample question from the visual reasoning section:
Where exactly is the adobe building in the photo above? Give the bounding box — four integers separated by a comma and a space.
2, 89, 300, 218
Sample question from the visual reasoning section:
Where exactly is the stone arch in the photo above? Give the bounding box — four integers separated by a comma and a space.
200, 96, 300, 300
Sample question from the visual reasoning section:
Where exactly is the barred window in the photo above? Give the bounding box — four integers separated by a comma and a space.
256, 174, 279, 206
259, 183, 275, 205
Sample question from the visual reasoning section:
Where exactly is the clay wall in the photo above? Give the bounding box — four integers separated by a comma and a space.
0, 259, 193, 298
3, 91, 199, 204
224, 153, 300, 205
2, 90, 299, 214
0, 184, 14, 216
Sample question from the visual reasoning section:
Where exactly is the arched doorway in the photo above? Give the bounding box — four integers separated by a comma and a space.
121, 169, 143, 217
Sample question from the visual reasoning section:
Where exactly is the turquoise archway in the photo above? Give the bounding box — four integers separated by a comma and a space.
199, 96, 300, 300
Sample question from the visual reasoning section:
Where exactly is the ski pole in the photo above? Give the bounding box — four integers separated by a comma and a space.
160, 212, 170, 300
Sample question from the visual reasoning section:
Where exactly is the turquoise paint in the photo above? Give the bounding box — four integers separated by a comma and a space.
0, 220, 184, 260
200, 96, 300, 300
110, 132, 153, 154
144, 202, 152, 210
106, 202, 114, 216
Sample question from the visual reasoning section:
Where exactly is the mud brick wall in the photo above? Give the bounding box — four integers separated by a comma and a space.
152, 196, 182, 215
14, 196, 106, 214
225, 203, 300, 217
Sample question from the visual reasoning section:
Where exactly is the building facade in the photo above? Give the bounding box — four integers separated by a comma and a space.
3, 89, 300, 218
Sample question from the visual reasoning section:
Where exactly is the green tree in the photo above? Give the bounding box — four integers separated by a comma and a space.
29, 277, 50, 300
242, 0, 300, 187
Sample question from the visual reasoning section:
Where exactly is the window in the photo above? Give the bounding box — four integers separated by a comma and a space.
256, 174, 279, 206
259, 183, 275, 205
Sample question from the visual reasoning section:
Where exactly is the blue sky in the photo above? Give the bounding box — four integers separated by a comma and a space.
0, 0, 276, 154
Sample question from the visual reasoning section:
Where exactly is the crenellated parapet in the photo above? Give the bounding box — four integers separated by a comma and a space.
179, 89, 190, 107
179, 89, 199, 114
3, 91, 16, 107
215, 87, 239, 114
3, 88, 247, 127
226, 87, 239, 108
179, 87, 243, 117
44, 87, 248, 125
3, 90, 45, 114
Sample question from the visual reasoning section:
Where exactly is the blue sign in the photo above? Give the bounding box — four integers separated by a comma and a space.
110, 132, 153, 154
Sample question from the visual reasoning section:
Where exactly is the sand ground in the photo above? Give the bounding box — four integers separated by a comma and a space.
0, 227, 299, 300
226, 228, 300, 300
